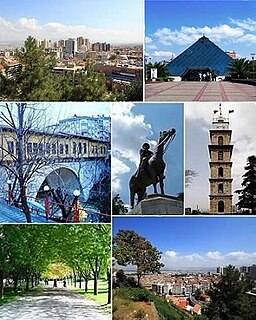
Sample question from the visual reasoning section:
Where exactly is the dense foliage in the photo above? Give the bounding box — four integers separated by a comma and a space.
113, 230, 164, 285
0, 225, 111, 301
235, 155, 256, 213
204, 265, 256, 319
227, 58, 256, 79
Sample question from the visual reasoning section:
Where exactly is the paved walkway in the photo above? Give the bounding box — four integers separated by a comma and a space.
0, 286, 110, 320
0, 200, 52, 223
145, 81, 256, 101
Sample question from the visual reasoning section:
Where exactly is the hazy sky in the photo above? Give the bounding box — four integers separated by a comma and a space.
145, 0, 256, 61
0, 102, 111, 127
113, 216, 256, 269
185, 102, 256, 212
0, 0, 143, 43
112, 102, 184, 208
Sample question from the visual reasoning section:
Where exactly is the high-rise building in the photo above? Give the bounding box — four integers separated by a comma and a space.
65, 38, 77, 56
208, 105, 234, 214
92, 42, 101, 52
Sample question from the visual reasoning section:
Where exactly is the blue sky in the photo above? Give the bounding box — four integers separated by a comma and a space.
0, 0, 143, 43
112, 103, 184, 208
113, 216, 256, 268
145, 0, 256, 61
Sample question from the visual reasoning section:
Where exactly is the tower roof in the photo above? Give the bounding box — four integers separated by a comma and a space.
166, 36, 233, 76
211, 104, 234, 130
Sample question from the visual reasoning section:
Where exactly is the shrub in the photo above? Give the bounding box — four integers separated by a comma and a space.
134, 309, 146, 319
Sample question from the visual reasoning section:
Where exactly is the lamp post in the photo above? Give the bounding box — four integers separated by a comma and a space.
73, 189, 80, 223
44, 185, 50, 220
7, 179, 12, 205
251, 53, 255, 79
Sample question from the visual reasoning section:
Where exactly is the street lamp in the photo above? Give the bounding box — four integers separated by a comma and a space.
44, 185, 50, 220
251, 53, 255, 79
7, 179, 12, 205
73, 189, 81, 223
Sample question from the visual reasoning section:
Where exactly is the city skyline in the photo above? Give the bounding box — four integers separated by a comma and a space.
112, 102, 184, 207
145, 0, 256, 61
0, 0, 143, 44
113, 217, 256, 269
185, 102, 256, 212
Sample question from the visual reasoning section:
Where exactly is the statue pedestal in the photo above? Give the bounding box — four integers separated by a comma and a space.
129, 194, 184, 215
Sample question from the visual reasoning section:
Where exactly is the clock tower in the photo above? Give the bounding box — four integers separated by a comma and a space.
208, 105, 234, 214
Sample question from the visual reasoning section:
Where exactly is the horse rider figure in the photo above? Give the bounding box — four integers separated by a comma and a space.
135, 142, 154, 178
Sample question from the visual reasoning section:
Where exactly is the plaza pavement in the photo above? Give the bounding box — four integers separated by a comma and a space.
145, 81, 256, 101
0, 286, 111, 320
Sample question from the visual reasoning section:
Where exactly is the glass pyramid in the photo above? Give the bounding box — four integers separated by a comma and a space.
165, 36, 233, 77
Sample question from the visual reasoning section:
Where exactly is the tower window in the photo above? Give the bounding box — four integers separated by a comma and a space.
218, 167, 224, 177
218, 136, 223, 145
218, 151, 223, 160
218, 201, 225, 212
218, 184, 223, 193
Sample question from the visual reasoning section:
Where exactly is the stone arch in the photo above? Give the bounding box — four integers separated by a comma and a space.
218, 136, 223, 145
218, 200, 225, 212
36, 167, 83, 200
218, 167, 224, 177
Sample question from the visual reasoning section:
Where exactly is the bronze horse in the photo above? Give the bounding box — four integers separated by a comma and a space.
129, 129, 176, 209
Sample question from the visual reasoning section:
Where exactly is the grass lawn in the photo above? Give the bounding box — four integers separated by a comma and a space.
69, 279, 111, 313
0, 285, 44, 306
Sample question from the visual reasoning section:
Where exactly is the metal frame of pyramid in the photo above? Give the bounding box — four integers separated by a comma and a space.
165, 36, 233, 77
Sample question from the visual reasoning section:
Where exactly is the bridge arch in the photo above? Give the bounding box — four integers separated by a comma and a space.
26, 165, 83, 201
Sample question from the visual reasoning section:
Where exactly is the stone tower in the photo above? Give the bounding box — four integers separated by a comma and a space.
208, 105, 233, 214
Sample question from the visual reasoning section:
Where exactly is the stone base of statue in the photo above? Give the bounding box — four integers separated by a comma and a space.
129, 194, 184, 215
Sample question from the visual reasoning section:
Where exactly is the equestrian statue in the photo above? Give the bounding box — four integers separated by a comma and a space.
129, 128, 176, 209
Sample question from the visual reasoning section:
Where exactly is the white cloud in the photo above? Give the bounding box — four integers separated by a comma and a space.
145, 36, 153, 44
153, 24, 245, 46
206, 251, 224, 260
162, 250, 256, 269
112, 102, 157, 193
151, 50, 176, 61
112, 155, 130, 193
0, 16, 142, 43
230, 18, 256, 32
147, 44, 157, 50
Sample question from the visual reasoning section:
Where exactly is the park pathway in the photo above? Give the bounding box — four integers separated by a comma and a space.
0, 286, 111, 320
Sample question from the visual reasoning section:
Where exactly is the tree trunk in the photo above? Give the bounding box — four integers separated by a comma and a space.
17, 104, 32, 223
84, 276, 88, 292
13, 274, 18, 293
93, 272, 98, 295
0, 269, 4, 299
74, 273, 76, 288
31, 275, 34, 288
25, 276, 29, 291
107, 268, 111, 304
21, 186, 31, 223
137, 273, 141, 286
79, 271, 82, 289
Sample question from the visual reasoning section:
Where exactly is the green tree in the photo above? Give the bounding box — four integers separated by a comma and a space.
204, 265, 256, 319
65, 63, 108, 101
112, 194, 128, 215
121, 81, 143, 101
146, 61, 171, 81
0, 36, 60, 100
113, 230, 164, 285
227, 58, 250, 79
235, 155, 256, 213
